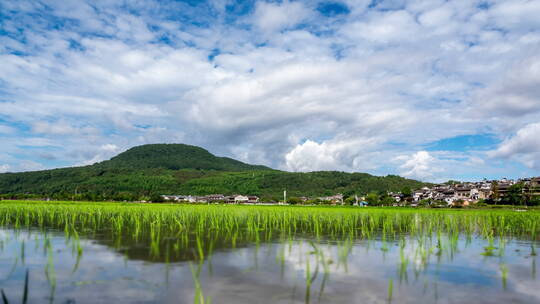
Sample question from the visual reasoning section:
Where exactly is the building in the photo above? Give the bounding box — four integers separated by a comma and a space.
317, 194, 343, 205
222, 195, 259, 204
247, 196, 259, 203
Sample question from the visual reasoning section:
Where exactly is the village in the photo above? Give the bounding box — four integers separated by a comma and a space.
402, 176, 540, 206
160, 193, 346, 205
161, 177, 540, 207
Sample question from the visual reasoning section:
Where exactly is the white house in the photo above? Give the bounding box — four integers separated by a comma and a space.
234, 195, 249, 204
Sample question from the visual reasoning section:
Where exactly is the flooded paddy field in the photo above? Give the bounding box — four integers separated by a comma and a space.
0, 201, 538, 303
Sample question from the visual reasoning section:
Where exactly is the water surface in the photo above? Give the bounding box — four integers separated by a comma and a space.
0, 204, 538, 303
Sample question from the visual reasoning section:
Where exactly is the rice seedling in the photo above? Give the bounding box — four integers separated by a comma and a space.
0, 269, 29, 304
189, 262, 211, 304
500, 263, 508, 290
44, 241, 56, 304
387, 278, 393, 303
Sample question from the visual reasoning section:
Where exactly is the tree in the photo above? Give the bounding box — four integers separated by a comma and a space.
429, 200, 447, 208
418, 199, 431, 207
382, 196, 397, 206
401, 187, 412, 198
502, 183, 524, 205
445, 180, 461, 185
150, 194, 165, 203
453, 199, 465, 208
344, 197, 356, 206
305, 199, 321, 205
490, 181, 500, 203
365, 193, 380, 206
530, 196, 540, 206
287, 197, 302, 205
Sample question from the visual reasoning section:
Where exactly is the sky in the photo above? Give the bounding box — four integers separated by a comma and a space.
0, 0, 539, 182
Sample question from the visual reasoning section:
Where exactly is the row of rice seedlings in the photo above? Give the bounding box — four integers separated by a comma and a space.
0, 202, 538, 265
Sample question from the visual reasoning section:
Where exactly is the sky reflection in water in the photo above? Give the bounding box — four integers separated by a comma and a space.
0, 228, 538, 304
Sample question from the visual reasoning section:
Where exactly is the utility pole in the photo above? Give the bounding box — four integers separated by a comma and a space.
283, 190, 287, 204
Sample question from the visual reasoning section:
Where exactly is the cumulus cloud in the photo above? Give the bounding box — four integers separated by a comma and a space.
470, 53, 540, 119
285, 138, 379, 172
488, 122, 540, 169
342, 10, 420, 44
77, 144, 121, 166
252, 1, 310, 32
396, 151, 442, 181
0, 164, 10, 173
18, 160, 46, 172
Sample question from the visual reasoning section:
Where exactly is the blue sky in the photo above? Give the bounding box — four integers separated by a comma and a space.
1, 0, 540, 182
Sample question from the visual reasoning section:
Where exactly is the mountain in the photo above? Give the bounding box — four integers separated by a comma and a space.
99, 144, 271, 171
0, 144, 427, 201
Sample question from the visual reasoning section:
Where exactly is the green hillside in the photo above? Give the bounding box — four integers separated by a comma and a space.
176, 171, 426, 199
0, 144, 427, 201
99, 144, 270, 171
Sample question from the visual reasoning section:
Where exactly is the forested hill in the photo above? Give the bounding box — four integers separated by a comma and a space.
99, 144, 271, 171
0, 144, 428, 201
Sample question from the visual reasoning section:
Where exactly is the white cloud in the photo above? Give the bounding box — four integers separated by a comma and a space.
469, 53, 540, 119
488, 0, 540, 30
0, 164, 10, 173
285, 138, 380, 172
77, 144, 122, 166
17, 160, 45, 172
32, 120, 98, 136
101, 144, 120, 153
342, 10, 420, 44
419, 5, 454, 28
252, 1, 310, 33
0, 125, 16, 135
396, 151, 442, 181
488, 122, 540, 169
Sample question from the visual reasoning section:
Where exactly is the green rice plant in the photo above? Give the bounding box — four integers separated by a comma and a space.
500, 263, 508, 290
189, 263, 211, 304
44, 240, 56, 304
1, 269, 29, 304
387, 278, 393, 303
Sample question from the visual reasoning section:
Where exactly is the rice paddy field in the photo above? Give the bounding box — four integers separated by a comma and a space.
0, 201, 539, 303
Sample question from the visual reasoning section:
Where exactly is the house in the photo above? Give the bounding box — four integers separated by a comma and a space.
204, 194, 226, 202
161, 195, 178, 201
318, 194, 344, 205
498, 182, 513, 197
478, 189, 491, 199
247, 196, 259, 203
185, 195, 197, 203
455, 186, 472, 199
525, 177, 540, 196
412, 191, 424, 202
531, 177, 540, 188
388, 193, 401, 202
234, 195, 249, 204
442, 190, 457, 204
